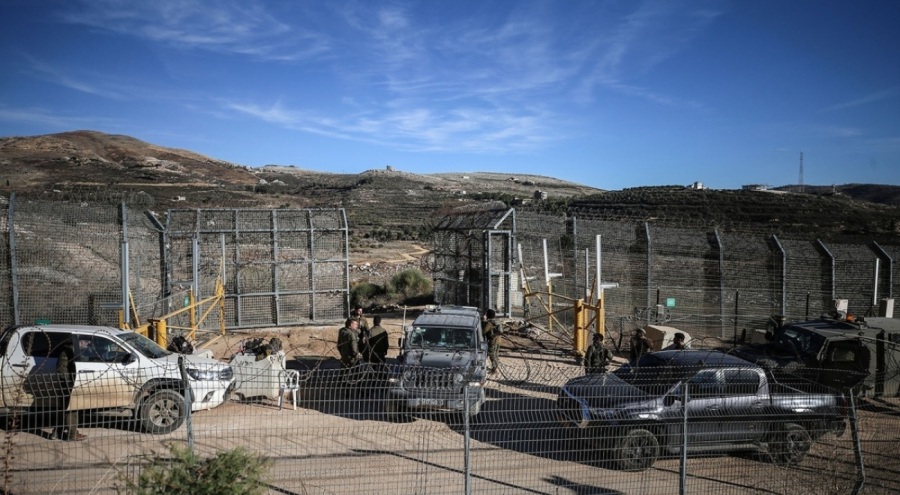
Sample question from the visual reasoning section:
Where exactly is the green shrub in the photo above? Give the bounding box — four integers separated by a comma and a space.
117, 444, 270, 495
388, 269, 433, 301
350, 282, 384, 307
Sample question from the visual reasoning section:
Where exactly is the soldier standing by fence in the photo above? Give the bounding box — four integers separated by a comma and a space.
584, 332, 613, 374
365, 315, 389, 364
52, 343, 85, 441
629, 328, 653, 364
350, 306, 369, 333
337, 318, 361, 369
482, 309, 501, 373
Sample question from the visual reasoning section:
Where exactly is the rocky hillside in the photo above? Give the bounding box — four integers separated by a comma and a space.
2, 130, 899, 242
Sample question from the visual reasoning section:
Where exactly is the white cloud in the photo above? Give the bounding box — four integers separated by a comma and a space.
0, 106, 115, 129
61, 0, 330, 61
822, 88, 900, 113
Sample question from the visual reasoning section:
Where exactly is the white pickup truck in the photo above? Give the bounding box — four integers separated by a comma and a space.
0, 324, 234, 434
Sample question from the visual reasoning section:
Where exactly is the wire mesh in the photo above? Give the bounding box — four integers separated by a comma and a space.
5, 323, 900, 495
509, 210, 899, 345
3, 199, 900, 494
0, 197, 350, 331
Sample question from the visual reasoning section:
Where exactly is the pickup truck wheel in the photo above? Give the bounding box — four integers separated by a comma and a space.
614, 428, 659, 471
139, 389, 186, 434
771, 423, 812, 465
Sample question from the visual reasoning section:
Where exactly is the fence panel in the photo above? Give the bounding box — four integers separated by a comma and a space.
6, 332, 899, 495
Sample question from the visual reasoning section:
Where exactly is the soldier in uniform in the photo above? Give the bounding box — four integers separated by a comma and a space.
584, 332, 613, 374
350, 306, 369, 333
482, 309, 501, 373
629, 327, 653, 364
365, 315, 389, 364
52, 343, 85, 441
337, 318, 361, 369
662, 332, 688, 351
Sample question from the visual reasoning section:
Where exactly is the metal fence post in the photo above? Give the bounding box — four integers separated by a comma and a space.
178, 355, 194, 454
680, 383, 689, 495
464, 384, 471, 495
7, 193, 20, 325
849, 392, 866, 494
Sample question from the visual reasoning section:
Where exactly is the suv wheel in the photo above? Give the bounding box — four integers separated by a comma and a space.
139, 389, 186, 434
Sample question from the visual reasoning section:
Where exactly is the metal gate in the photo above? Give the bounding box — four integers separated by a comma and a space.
432, 206, 515, 316
165, 208, 349, 329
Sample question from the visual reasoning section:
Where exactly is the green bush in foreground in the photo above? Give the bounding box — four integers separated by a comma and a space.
117, 445, 270, 495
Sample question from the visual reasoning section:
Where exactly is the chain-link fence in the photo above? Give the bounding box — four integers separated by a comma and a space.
3, 324, 899, 495
513, 209, 897, 340
3, 197, 900, 494
0, 196, 350, 330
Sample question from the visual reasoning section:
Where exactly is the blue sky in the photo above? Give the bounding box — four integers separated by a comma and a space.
2, 1, 899, 190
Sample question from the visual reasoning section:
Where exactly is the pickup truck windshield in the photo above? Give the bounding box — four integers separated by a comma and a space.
408, 326, 474, 349
119, 332, 171, 359
614, 355, 697, 393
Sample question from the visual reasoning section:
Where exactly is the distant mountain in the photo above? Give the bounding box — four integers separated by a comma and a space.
1, 130, 898, 242
0, 130, 597, 207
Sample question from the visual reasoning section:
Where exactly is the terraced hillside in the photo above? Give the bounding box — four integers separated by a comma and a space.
2, 130, 898, 245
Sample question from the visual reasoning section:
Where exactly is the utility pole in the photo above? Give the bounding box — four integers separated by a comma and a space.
798, 151, 805, 193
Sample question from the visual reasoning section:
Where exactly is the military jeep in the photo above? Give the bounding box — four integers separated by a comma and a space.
731, 318, 870, 390
385, 306, 487, 421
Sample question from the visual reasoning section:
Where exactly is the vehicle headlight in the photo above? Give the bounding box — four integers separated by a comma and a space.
453, 372, 465, 384
219, 367, 233, 381
402, 369, 416, 382
186, 367, 219, 381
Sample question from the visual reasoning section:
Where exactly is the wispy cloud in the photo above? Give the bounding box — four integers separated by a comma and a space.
223, 98, 560, 153
20, 54, 128, 100
576, 0, 721, 108
0, 106, 116, 129
61, 0, 330, 61
822, 87, 900, 113
51, 1, 721, 153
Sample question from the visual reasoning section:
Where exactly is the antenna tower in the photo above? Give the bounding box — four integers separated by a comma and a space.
798, 151, 804, 193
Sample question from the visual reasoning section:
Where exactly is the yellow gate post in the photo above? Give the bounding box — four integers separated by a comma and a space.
154, 319, 167, 348
573, 298, 586, 360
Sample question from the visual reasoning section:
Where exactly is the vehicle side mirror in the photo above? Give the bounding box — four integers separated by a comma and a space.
123, 353, 138, 365
664, 395, 678, 407
480, 342, 488, 352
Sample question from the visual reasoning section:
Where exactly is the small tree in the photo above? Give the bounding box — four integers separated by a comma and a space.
117, 444, 270, 495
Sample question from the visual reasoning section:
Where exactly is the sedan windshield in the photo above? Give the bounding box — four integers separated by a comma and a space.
119, 332, 171, 359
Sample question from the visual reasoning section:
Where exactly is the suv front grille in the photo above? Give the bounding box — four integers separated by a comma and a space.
405, 367, 458, 391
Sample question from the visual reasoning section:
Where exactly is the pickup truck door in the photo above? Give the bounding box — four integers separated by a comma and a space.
721, 368, 767, 443
3, 331, 72, 409
679, 369, 726, 448
0, 331, 35, 408
68, 334, 139, 411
